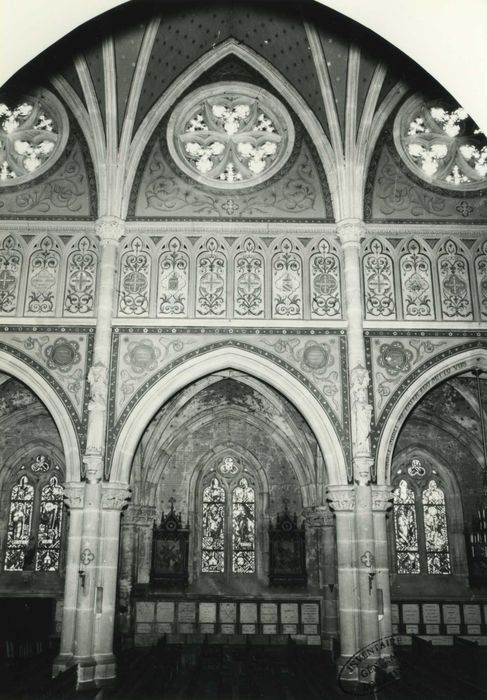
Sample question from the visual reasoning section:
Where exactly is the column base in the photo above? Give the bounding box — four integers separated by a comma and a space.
71, 654, 117, 689
336, 653, 400, 693
52, 652, 74, 678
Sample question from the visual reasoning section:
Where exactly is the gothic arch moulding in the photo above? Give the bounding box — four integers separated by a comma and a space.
375, 345, 487, 486
109, 344, 347, 486
0, 349, 81, 481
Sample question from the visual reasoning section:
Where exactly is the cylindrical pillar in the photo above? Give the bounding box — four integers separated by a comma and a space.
372, 486, 394, 646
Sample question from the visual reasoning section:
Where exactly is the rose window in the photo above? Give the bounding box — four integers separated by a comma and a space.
167, 83, 295, 189
0, 89, 68, 186
394, 94, 487, 191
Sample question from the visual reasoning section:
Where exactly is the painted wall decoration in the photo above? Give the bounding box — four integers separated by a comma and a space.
437, 240, 473, 320
0, 233, 99, 318
362, 238, 396, 320
398, 239, 434, 320
196, 238, 227, 317
310, 239, 341, 319
158, 237, 190, 317
474, 240, 487, 319
271, 239, 303, 318
233, 238, 265, 318
118, 237, 152, 317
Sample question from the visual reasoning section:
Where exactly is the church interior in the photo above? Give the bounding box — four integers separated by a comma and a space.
0, 1, 487, 697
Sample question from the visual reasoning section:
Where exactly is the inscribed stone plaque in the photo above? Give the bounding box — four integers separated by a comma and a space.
263, 624, 277, 635
178, 622, 195, 633
200, 623, 215, 634
303, 624, 318, 635
281, 603, 299, 623
422, 604, 440, 624
240, 603, 258, 623
402, 604, 420, 624
425, 624, 440, 635
241, 624, 256, 634
301, 603, 319, 624
464, 604, 481, 624
405, 624, 418, 634
391, 604, 400, 624
282, 624, 298, 634
446, 624, 460, 634
199, 602, 217, 623
158, 623, 172, 634
308, 636, 321, 646
220, 602, 237, 623
136, 602, 155, 623
178, 602, 196, 622
442, 604, 460, 624
136, 622, 152, 634
156, 602, 175, 622
220, 624, 235, 634
467, 625, 481, 635
260, 603, 278, 623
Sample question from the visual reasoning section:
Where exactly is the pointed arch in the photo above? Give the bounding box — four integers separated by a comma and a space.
122, 38, 337, 217
110, 345, 347, 486
376, 347, 487, 485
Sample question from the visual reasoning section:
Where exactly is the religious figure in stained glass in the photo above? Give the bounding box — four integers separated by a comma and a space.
232, 478, 255, 574
4, 475, 34, 571
422, 480, 451, 574
393, 480, 420, 574
36, 476, 63, 572
201, 478, 225, 573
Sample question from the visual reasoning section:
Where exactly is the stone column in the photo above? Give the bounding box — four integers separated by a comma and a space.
372, 485, 394, 646
135, 506, 157, 584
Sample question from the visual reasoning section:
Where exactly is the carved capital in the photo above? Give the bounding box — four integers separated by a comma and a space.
353, 457, 374, 486
95, 216, 125, 245
372, 485, 394, 512
101, 482, 131, 511
302, 505, 334, 528
336, 218, 367, 247
82, 451, 103, 483
326, 485, 356, 512
63, 482, 85, 510
87, 361, 108, 412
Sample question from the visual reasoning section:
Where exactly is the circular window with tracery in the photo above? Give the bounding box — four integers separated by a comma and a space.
0, 89, 69, 187
167, 82, 295, 190
394, 94, 487, 191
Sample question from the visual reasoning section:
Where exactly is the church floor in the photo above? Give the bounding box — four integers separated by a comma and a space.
1, 644, 486, 700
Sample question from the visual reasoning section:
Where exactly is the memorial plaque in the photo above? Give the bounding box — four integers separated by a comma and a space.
200, 623, 215, 634
405, 624, 418, 634
422, 604, 441, 624
308, 636, 321, 646
220, 602, 237, 623
178, 602, 196, 623
282, 624, 297, 634
241, 624, 256, 634
303, 624, 318, 635
392, 624, 399, 635
158, 623, 172, 634
402, 604, 420, 624
467, 625, 481, 635
281, 603, 299, 624
199, 602, 217, 624
240, 603, 258, 623
260, 603, 278, 624
136, 622, 152, 634
156, 602, 175, 622
301, 603, 319, 625
220, 624, 235, 634
425, 624, 440, 635
136, 602, 155, 623
464, 604, 481, 624
263, 624, 277, 635
391, 604, 400, 624
446, 624, 460, 634
442, 604, 460, 624
179, 622, 195, 633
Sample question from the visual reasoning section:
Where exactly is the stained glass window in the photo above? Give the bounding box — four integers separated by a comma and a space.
232, 478, 255, 574
36, 476, 63, 572
422, 480, 451, 575
4, 476, 34, 571
202, 478, 226, 573
393, 480, 420, 574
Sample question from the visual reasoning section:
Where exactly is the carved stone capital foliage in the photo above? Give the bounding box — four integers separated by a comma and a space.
63, 482, 85, 510
95, 216, 125, 246
302, 505, 335, 528
326, 485, 356, 512
101, 482, 131, 511
372, 485, 394, 513
336, 218, 367, 247
123, 504, 156, 526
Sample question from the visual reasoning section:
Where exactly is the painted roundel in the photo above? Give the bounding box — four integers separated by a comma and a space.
0, 89, 69, 186
167, 82, 295, 190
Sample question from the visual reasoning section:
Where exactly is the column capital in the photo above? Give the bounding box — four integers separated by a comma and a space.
95, 216, 125, 245
326, 485, 356, 512
302, 505, 335, 528
101, 482, 131, 511
371, 484, 394, 512
63, 482, 85, 509
336, 218, 367, 246
353, 457, 374, 487
82, 451, 103, 483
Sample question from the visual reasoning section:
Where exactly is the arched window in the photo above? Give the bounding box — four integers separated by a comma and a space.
200, 457, 256, 576
3, 453, 64, 573
392, 458, 451, 575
